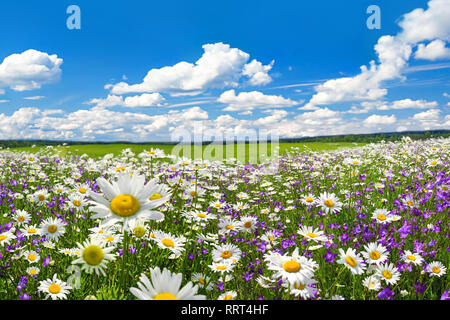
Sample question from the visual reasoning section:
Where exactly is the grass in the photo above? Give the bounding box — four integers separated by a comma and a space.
6, 142, 366, 162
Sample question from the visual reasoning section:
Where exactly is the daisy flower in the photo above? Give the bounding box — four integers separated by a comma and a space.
151, 230, 186, 256
218, 218, 240, 235
22, 250, 40, 264
72, 238, 116, 276
267, 248, 316, 285
362, 275, 381, 291
191, 273, 213, 291
318, 192, 342, 214
218, 291, 238, 300
297, 226, 328, 242
130, 266, 205, 300
300, 194, 317, 206
38, 217, 66, 241
401, 250, 424, 266
212, 243, 242, 264
38, 274, 72, 300
20, 224, 41, 238
33, 189, 50, 205
372, 209, 392, 224
0, 230, 16, 247
26, 266, 40, 276
67, 193, 88, 211
13, 209, 31, 225
426, 261, 446, 277
337, 248, 366, 275
375, 263, 401, 285
283, 278, 318, 299
209, 261, 235, 274
361, 242, 389, 265
88, 173, 166, 230
240, 216, 258, 232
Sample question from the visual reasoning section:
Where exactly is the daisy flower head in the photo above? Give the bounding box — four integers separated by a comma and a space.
267, 248, 316, 285
38, 217, 66, 241
72, 238, 116, 276
151, 230, 186, 256
130, 266, 205, 300
218, 291, 238, 300
361, 242, 389, 265
20, 224, 41, 238
22, 250, 40, 264
209, 261, 235, 274
13, 209, 31, 225
426, 261, 446, 277
88, 173, 166, 230
26, 266, 40, 276
337, 248, 366, 275
375, 263, 401, 285
401, 250, 424, 266
67, 193, 87, 211
218, 218, 240, 235
297, 225, 327, 242
362, 275, 381, 291
0, 230, 16, 247
372, 209, 393, 224
38, 274, 72, 300
212, 243, 242, 264
240, 215, 258, 233
300, 194, 317, 206
283, 277, 318, 300
318, 192, 342, 214
33, 189, 50, 205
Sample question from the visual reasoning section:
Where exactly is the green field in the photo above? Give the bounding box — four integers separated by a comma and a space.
6, 142, 366, 162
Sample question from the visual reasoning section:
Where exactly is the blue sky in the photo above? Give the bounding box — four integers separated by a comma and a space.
0, 0, 449, 141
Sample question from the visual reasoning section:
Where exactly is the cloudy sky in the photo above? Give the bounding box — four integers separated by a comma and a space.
0, 0, 449, 141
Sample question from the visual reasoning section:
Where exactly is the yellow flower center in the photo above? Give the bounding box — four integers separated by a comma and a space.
370, 251, 381, 260
244, 221, 252, 228
305, 197, 314, 203
223, 294, 233, 300
116, 166, 126, 172
345, 256, 357, 267
306, 232, 317, 238
18, 216, 25, 222
282, 260, 301, 273
324, 200, 334, 207
382, 270, 392, 279
29, 157, 35, 161
199, 277, 205, 285
406, 201, 414, 206
47, 225, 57, 233
406, 255, 416, 261
430, 161, 437, 165
38, 195, 46, 201
432, 266, 440, 274
216, 265, 228, 271
0, 235, 6, 241
110, 194, 140, 217
48, 284, 61, 294
105, 236, 115, 242
79, 188, 87, 194
377, 214, 386, 221
133, 227, 146, 238
353, 161, 359, 165
154, 293, 179, 300
225, 225, 234, 230
268, 236, 275, 242
29, 269, 37, 275
27, 228, 37, 234
73, 200, 81, 207
82, 245, 104, 266
28, 254, 36, 261
221, 251, 232, 259
161, 238, 174, 247
197, 213, 207, 218
190, 191, 197, 197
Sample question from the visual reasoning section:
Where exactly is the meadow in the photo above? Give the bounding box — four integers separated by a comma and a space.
0, 137, 448, 300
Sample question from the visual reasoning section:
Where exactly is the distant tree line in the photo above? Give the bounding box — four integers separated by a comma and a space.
0, 130, 449, 149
